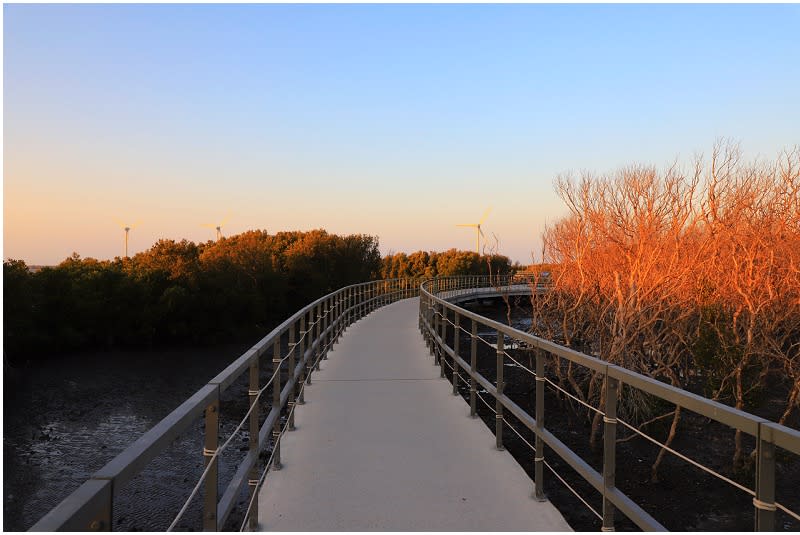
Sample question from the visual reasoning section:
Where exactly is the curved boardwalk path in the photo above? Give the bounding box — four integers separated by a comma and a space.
258, 297, 571, 531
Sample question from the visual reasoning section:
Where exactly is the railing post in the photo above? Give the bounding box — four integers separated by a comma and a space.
247, 355, 260, 530
315, 303, 322, 371
602, 373, 619, 531
755, 422, 776, 531
338, 292, 344, 340
340, 292, 345, 337
433, 303, 441, 365
495, 329, 504, 451
299, 315, 307, 401
345, 287, 351, 328
332, 293, 338, 342
534, 348, 546, 501
272, 338, 282, 470
440, 306, 447, 378
429, 298, 436, 356
332, 294, 338, 343
288, 323, 296, 431
322, 298, 329, 360
339, 292, 344, 337
418, 291, 422, 331
203, 391, 220, 530
470, 318, 477, 418
453, 313, 460, 396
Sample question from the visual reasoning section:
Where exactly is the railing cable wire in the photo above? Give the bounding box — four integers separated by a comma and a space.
167, 326, 318, 531
475, 390, 497, 414
616, 416, 755, 497
543, 458, 603, 521
544, 378, 604, 416
502, 417, 537, 453
238, 379, 307, 531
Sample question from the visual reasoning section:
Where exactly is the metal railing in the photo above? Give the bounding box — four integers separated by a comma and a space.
419, 275, 800, 532
30, 277, 422, 531
30, 273, 800, 531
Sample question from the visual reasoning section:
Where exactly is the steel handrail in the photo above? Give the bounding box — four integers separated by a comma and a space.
30, 277, 423, 531
419, 275, 800, 532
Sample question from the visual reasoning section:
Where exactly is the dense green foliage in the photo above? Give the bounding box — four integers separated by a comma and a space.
3, 233, 513, 363
3, 230, 381, 362
380, 249, 512, 279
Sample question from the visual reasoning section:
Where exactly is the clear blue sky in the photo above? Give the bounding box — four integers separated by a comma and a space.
4, 3, 799, 264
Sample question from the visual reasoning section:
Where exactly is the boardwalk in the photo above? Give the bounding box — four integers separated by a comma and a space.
257, 298, 571, 531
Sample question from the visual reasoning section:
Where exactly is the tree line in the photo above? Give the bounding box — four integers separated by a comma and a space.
4, 231, 512, 364
529, 141, 799, 473
4, 230, 381, 362
380, 249, 512, 279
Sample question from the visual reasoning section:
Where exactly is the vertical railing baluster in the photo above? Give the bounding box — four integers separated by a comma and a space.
202, 391, 220, 530
272, 338, 282, 470
495, 329, 504, 451
247, 355, 260, 530
299, 314, 307, 401
428, 299, 435, 357
338, 292, 343, 340
453, 313, 460, 396
418, 290, 422, 331
470, 319, 477, 418
288, 324, 296, 431
440, 306, 447, 378
755, 423, 776, 531
602, 372, 618, 530
345, 287, 350, 329
433, 303, 440, 364
332, 294, 338, 344
315, 303, 322, 371
322, 298, 329, 360
330, 295, 337, 346
534, 348, 546, 501
339, 291, 344, 339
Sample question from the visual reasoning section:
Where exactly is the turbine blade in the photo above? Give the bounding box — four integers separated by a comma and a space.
479, 207, 492, 225
479, 227, 485, 238
456, 224, 477, 228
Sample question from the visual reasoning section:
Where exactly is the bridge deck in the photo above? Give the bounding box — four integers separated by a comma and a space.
257, 297, 571, 531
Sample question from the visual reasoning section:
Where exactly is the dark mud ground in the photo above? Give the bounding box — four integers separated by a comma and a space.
453, 298, 800, 532
3, 334, 293, 532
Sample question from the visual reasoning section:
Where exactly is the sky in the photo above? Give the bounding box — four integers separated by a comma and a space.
3, 3, 800, 265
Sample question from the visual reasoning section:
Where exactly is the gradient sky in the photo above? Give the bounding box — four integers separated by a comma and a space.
4, 3, 799, 265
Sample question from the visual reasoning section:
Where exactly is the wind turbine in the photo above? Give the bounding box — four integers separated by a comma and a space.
115, 219, 140, 258
456, 207, 492, 254
202, 216, 229, 241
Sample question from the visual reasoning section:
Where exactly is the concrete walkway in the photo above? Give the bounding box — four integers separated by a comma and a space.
257, 298, 571, 531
